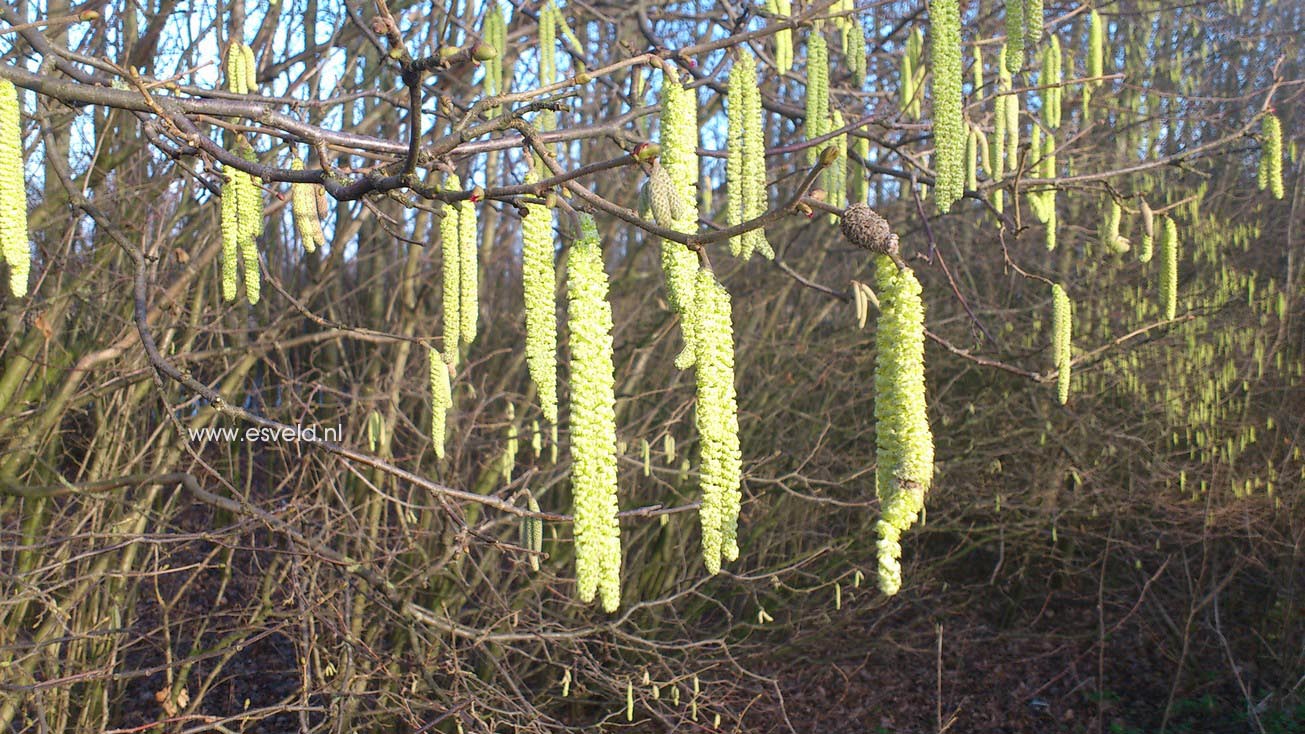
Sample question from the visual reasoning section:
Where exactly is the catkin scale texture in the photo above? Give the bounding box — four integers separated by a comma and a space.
1043, 35, 1062, 129
689, 269, 743, 573
219, 170, 240, 302
873, 257, 933, 596
241, 44, 257, 91
566, 215, 622, 612
805, 30, 829, 164
1160, 216, 1178, 320
930, 0, 965, 213
657, 75, 702, 362
727, 61, 745, 256
539, 1, 557, 86
1088, 10, 1104, 83
521, 167, 560, 425
226, 43, 247, 95
1052, 283, 1071, 404
1262, 114, 1284, 200
1026, 0, 1043, 44
768, 0, 793, 72
429, 347, 452, 460
741, 56, 772, 259
0, 79, 25, 298
289, 159, 326, 252
825, 110, 848, 224
458, 187, 479, 345
441, 175, 462, 363
1004, 0, 1024, 72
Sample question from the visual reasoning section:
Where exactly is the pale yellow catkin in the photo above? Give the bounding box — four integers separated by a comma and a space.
0, 79, 30, 298
441, 175, 462, 364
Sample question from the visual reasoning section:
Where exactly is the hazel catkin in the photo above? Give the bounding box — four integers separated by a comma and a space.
0, 79, 29, 298
873, 257, 933, 596
930, 0, 965, 213
566, 214, 622, 612
521, 166, 560, 425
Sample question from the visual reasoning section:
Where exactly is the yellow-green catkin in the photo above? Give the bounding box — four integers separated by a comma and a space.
241, 43, 257, 91
289, 159, 326, 252
538, 0, 557, 86
522, 493, 543, 571
226, 42, 248, 95
992, 51, 1011, 212
522, 166, 559, 425
502, 402, 518, 482
1087, 10, 1104, 84
851, 134, 870, 204
873, 257, 933, 596
220, 167, 241, 302
0, 79, 28, 298
1052, 283, 1071, 404
441, 175, 462, 364
972, 44, 983, 98
966, 126, 978, 192
458, 185, 479, 345
902, 28, 926, 120
805, 28, 830, 165
1083, 10, 1104, 120
219, 151, 260, 304
429, 347, 452, 460
481, 4, 507, 100
238, 165, 261, 305
930, 0, 965, 213
566, 214, 622, 612
1003, 61, 1020, 174
689, 268, 743, 575
1026, 0, 1043, 44
219, 139, 263, 306
1159, 216, 1178, 320
1100, 198, 1121, 253
974, 124, 992, 179
901, 30, 918, 119
658, 74, 702, 359
1138, 199, 1155, 263
767, 0, 794, 73
1004, 0, 1024, 72
727, 58, 745, 256
825, 110, 848, 223
1260, 113, 1284, 200
1043, 34, 1062, 129
848, 17, 867, 85
728, 51, 772, 259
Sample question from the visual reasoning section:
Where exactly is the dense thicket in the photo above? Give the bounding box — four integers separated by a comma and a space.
0, 0, 1301, 731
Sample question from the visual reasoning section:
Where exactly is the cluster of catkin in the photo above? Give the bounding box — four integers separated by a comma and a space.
1005, 0, 1043, 71
219, 42, 263, 304
439, 174, 479, 365
480, 4, 508, 99
764, 0, 794, 72
219, 140, 263, 304
289, 159, 326, 252
656, 74, 702, 346
726, 51, 773, 260
521, 165, 559, 426
0, 79, 28, 298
